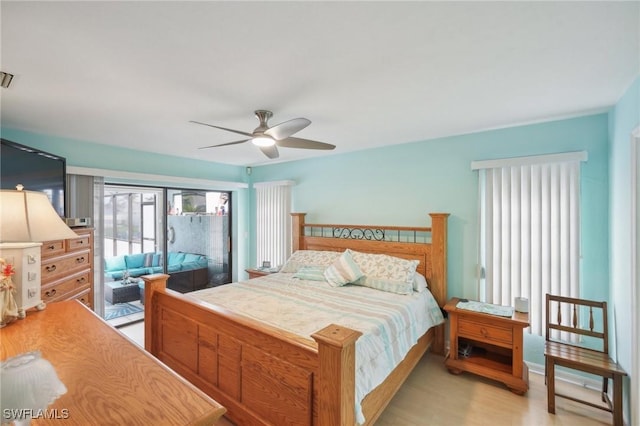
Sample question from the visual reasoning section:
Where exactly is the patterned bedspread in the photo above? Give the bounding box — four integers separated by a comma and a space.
188, 272, 444, 424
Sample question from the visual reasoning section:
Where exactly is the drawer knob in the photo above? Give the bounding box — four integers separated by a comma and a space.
47, 245, 56, 250
481, 327, 488, 337
76, 257, 85, 264
77, 277, 86, 283
45, 265, 57, 273
45, 289, 57, 297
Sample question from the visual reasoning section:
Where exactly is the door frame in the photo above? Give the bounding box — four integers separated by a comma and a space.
630, 126, 640, 426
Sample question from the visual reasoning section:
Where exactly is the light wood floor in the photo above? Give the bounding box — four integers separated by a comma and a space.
374, 352, 612, 426
118, 322, 613, 425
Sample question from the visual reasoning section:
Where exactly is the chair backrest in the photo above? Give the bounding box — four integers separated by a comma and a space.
545, 294, 608, 354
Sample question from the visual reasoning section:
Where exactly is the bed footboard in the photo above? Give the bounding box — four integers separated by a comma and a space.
143, 274, 362, 426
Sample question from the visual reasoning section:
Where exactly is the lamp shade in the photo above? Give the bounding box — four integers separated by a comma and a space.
0, 189, 78, 242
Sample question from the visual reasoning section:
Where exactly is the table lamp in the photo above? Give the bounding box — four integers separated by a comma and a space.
0, 185, 78, 324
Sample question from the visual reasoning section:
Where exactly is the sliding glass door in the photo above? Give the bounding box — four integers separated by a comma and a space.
102, 186, 165, 325
167, 189, 231, 288
102, 184, 232, 326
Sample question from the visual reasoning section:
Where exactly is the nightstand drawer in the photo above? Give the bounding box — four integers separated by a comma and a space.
458, 318, 513, 346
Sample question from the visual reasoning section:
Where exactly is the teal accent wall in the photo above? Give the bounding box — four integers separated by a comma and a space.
251, 113, 610, 366
1, 111, 616, 370
1, 127, 244, 182
608, 75, 639, 422
252, 114, 609, 296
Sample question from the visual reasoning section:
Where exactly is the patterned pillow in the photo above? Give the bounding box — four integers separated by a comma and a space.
293, 266, 327, 281
348, 249, 419, 283
357, 277, 414, 295
324, 250, 364, 287
349, 249, 419, 295
280, 250, 342, 273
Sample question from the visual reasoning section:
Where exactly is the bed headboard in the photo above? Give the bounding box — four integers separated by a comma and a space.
291, 213, 449, 307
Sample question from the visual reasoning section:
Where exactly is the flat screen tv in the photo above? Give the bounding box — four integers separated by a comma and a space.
1, 139, 67, 217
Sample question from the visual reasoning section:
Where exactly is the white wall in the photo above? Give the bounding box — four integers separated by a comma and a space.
608, 76, 640, 423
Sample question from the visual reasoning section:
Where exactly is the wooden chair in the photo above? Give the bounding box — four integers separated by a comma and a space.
544, 294, 627, 426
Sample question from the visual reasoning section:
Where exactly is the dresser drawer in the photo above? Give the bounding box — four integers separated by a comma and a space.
41, 240, 66, 257
40, 228, 94, 312
67, 234, 91, 252
48, 286, 92, 307
458, 318, 513, 347
41, 249, 91, 282
42, 271, 91, 303
73, 288, 92, 308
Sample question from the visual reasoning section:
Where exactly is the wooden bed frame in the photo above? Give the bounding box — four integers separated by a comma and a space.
143, 213, 448, 426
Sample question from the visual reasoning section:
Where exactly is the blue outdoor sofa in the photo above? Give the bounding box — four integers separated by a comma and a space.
104, 251, 209, 293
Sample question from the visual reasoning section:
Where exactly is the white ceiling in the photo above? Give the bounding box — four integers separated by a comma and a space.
1, 1, 638, 166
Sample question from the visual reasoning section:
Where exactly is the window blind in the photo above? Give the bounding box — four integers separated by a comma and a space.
255, 181, 293, 269
474, 152, 586, 336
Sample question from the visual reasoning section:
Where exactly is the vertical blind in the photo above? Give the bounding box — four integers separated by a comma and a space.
473, 152, 587, 336
255, 181, 293, 269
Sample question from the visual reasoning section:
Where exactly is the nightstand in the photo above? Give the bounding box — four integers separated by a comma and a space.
444, 297, 530, 395
245, 268, 274, 279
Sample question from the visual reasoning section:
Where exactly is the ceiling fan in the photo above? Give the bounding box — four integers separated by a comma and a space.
191, 110, 336, 159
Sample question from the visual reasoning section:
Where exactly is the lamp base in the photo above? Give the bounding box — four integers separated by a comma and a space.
0, 243, 45, 322
17, 301, 46, 319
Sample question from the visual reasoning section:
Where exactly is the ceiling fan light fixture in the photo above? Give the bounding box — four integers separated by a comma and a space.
192, 110, 334, 159
252, 136, 275, 147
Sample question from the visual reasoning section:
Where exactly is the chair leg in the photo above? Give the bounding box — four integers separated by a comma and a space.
601, 377, 608, 403
612, 375, 623, 426
546, 358, 556, 414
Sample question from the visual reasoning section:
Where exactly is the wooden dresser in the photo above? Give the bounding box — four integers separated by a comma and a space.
0, 301, 226, 425
40, 227, 93, 309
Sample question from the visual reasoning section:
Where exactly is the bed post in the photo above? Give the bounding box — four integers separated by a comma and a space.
429, 213, 449, 356
291, 212, 306, 251
311, 324, 362, 426
142, 273, 169, 353
428, 213, 449, 307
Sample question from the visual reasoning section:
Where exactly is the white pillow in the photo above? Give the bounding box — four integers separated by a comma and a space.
413, 273, 428, 293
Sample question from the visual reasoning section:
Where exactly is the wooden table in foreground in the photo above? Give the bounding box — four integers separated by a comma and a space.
0, 301, 226, 425
444, 297, 530, 395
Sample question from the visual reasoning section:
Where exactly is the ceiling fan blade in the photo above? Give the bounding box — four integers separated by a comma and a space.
198, 139, 250, 149
259, 144, 279, 159
264, 118, 311, 140
190, 120, 254, 137
276, 137, 336, 150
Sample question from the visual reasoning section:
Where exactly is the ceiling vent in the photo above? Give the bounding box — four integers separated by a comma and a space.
0, 72, 14, 88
